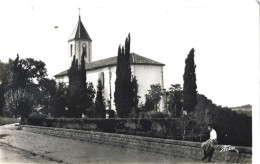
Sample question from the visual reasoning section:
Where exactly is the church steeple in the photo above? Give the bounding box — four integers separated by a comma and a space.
68, 16, 92, 42
68, 12, 92, 66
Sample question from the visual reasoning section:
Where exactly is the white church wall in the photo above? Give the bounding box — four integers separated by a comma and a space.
86, 64, 165, 112
55, 75, 69, 85
86, 66, 116, 109
55, 64, 165, 113
132, 65, 165, 112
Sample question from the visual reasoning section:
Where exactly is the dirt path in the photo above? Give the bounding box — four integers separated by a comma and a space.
0, 142, 60, 163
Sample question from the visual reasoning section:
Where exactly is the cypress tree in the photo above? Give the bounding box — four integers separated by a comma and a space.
68, 56, 77, 84
183, 48, 197, 115
114, 34, 135, 117
95, 79, 106, 118
114, 45, 122, 115
122, 34, 133, 117
131, 76, 139, 110
79, 51, 87, 112
67, 56, 82, 118
80, 51, 87, 90
86, 82, 95, 110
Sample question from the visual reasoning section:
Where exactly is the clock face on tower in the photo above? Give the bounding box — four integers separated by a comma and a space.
82, 43, 87, 48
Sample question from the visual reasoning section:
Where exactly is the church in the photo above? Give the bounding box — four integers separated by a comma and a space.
54, 15, 166, 112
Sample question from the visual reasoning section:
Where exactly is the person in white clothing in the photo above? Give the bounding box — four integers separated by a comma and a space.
201, 124, 217, 162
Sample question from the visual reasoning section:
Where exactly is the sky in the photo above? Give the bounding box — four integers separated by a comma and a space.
0, 0, 258, 108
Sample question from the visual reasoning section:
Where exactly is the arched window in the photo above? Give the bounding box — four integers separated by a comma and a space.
82, 43, 87, 54
70, 44, 73, 57
99, 72, 105, 86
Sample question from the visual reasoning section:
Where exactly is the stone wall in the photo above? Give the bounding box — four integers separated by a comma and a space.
22, 125, 251, 163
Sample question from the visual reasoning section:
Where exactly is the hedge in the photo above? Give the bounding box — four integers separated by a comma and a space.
27, 117, 210, 141
27, 116, 251, 146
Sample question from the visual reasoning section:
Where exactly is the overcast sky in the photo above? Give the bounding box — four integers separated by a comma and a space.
0, 0, 258, 108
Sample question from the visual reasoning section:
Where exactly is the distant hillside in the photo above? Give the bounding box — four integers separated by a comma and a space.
194, 94, 252, 146
231, 104, 252, 117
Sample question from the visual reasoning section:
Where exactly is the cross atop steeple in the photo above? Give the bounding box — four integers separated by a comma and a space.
78, 8, 81, 20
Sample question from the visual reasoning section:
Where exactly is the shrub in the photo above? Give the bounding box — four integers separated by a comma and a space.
147, 111, 169, 118
106, 109, 116, 118
26, 116, 251, 146
138, 119, 152, 131
28, 112, 47, 125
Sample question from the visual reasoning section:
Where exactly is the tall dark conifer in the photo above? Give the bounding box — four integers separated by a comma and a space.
67, 55, 82, 118
131, 76, 139, 110
122, 34, 133, 117
114, 34, 135, 117
79, 51, 87, 111
95, 79, 106, 118
114, 45, 122, 114
183, 48, 197, 114
80, 51, 87, 90
68, 56, 77, 84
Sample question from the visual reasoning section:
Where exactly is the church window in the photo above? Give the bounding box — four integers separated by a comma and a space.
70, 44, 73, 57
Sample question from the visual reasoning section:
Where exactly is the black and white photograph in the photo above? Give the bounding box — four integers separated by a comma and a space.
0, 0, 258, 163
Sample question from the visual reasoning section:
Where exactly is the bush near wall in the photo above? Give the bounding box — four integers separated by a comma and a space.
27, 116, 208, 141
27, 116, 251, 146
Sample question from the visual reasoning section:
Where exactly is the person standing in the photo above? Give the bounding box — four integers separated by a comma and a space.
201, 124, 217, 162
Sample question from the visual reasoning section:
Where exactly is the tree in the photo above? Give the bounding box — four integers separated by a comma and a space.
86, 82, 95, 110
67, 55, 82, 118
82, 82, 96, 118
0, 84, 5, 116
144, 84, 163, 111
190, 93, 252, 146
4, 88, 34, 121
130, 76, 140, 115
183, 48, 197, 114
79, 51, 88, 114
0, 59, 14, 116
67, 52, 93, 118
11, 54, 27, 89
53, 83, 67, 117
38, 78, 57, 116
0, 59, 14, 89
37, 78, 67, 118
1, 55, 47, 119
95, 79, 106, 118
169, 84, 183, 118
114, 45, 123, 116
11, 55, 47, 89
114, 34, 135, 117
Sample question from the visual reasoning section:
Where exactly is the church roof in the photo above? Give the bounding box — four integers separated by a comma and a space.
68, 16, 92, 41
54, 53, 164, 77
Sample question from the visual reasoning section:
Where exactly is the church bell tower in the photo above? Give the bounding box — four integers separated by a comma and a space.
68, 14, 92, 66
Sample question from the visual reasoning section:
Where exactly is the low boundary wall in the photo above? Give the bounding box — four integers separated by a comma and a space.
22, 125, 252, 163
